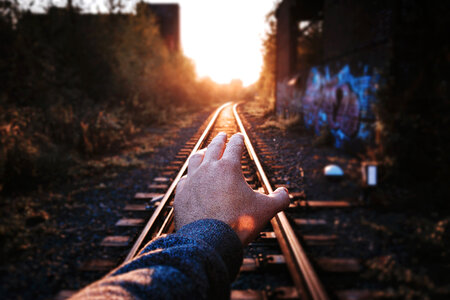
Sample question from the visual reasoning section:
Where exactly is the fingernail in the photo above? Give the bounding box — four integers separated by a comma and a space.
275, 187, 288, 194
234, 133, 244, 140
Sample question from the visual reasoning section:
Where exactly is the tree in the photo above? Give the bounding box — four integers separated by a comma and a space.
257, 8, 277, 111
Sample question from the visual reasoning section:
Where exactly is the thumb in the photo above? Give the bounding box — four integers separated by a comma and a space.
263, 187, 290, 213
176, 175, 187, 193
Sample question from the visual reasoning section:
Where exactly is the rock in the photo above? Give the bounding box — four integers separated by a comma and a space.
25, 211, 49, 227
324, 164, 344, 177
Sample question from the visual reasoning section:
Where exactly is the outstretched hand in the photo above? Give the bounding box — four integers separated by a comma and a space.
174, 132, 290, 245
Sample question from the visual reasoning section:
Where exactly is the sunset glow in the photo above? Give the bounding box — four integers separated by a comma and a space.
149, 0, 276, 86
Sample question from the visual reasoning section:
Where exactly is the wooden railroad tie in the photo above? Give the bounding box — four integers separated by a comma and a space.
123, 204, 149, 211
289, 200, 354, 208
115, 218, 145, 227
79, 259, 116, 272
134, 193, 164, 200
100, 236, 130, 247
240, 254, 360, 273
294, 218, 327, 226
153, 177, 170, 183
148, 184, 169, 190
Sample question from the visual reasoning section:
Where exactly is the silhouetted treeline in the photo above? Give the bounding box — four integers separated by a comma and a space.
0, 3, 223, 193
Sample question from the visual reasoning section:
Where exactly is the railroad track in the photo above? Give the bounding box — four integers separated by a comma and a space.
58, 102, 369, 300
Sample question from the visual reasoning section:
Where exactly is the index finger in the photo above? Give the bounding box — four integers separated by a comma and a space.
204, 132, 227, 162
222, 133, 245, 163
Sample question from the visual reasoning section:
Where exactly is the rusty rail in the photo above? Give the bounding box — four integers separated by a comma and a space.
124, 102, 232, 262
233, 103, 329, 300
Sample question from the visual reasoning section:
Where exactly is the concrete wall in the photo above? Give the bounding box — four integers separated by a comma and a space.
275, 0, 394, 148
275, 0, 298, 84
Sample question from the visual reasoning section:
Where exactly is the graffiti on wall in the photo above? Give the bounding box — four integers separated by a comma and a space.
277, 65, 379, 148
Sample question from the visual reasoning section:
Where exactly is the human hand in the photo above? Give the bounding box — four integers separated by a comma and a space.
174, 132, 290, 245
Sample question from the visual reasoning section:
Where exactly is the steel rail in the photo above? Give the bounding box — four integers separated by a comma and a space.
233, 103, 329, 300
124, 102, 232, 263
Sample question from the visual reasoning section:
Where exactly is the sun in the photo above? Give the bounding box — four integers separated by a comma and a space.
188, 33, 261, 86
173, 0, 275, 87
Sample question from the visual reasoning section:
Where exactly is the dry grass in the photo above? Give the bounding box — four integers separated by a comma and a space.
244, 97, 275, 118
260, 115, 303, 132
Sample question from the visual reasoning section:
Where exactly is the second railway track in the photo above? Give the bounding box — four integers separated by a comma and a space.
60, 102, 372, 300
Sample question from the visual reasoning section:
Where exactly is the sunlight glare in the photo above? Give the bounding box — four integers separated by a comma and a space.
149, 0, 276, 86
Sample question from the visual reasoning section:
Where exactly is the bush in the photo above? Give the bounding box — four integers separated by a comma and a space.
79, 110, 125, 155
0, 106, 75, 192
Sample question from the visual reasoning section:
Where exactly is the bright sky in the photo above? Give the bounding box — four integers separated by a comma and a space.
22, 0, 277, 86
143, 0, 277, 86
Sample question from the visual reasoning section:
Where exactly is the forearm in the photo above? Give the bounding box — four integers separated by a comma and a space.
70, 219, 243, 300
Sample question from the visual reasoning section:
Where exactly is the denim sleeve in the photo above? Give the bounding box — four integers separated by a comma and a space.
70, 219, 243, 300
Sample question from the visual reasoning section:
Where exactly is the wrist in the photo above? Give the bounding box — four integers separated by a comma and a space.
177, 219, 244, 280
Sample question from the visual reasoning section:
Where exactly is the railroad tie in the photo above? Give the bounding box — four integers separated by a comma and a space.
115, 218, 145, 227
100, 236, 130, 247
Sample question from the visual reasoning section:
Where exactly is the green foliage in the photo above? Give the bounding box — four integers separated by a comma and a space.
0, 3, 210, 193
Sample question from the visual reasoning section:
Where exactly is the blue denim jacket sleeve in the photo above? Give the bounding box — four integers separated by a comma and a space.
70, 219, 243, 299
